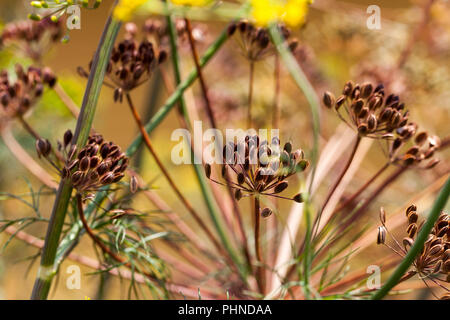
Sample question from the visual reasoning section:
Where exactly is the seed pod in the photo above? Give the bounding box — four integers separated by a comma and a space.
296, 159, 309, 172
71, 171, 83, 186
36, 138, 51, 158
360, 82, 373, 99
377, 226, 386, 244
237, 173, 245, 185
63, 129, 73, 147
234, 189, 242, 201
335, 95, 346, 110
227, 23, 237, 36
261, 207, 273, 218
204, 163, 211, 179
342, 81, 353, 96
403, 237, 414, 249
293, 193, 304, 203
429, 244, 443, 256
274, 181, 288, 194
406, 223, 418, 238
79, 156, 90, 172
323, 91, 335, 109
406, 204, 417, 216
408, 211, 418, 224
367, 114, 377, 131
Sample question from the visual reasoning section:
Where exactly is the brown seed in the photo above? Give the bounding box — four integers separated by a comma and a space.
406, 204, 417, 216
79, 156, 90, 172
274, 181, 288, 194
234, 189, 242, 201
293, 193, 304, 203
377, 226, 386, 245
261, 207, 273, 218
408, 211, 418, 224
360, 82, 373, 99
403, 237, 414, 249
237, 173, 245, 185
406, 223, 417, 238
429, 244, 443, 256
323, 91, 335, 109
204, 163, 211, 179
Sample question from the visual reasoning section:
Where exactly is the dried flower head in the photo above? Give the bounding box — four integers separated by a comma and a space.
60, 133, 129, 193
324, 82, 410, 139
388, 123, 441, 170
205, 134, 308, 217
228, 21, 297, 62
0, 17, 63, 60
79, 32, 166, 102
0, 64, 56, 121
377, 205, 449, 298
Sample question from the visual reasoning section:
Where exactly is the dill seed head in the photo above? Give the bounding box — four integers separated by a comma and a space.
205, 134, 308, 206
0, 17, 63, 61
228, 21, 297, 62
79, 33, 166, 101
0, 64, 56, 120
324, 81, 410, 139
377, 205, 450, 294
388, 124, 441, 170
61, 131, 129, 193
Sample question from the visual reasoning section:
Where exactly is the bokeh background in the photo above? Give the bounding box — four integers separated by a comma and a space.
0, 0, 448, 299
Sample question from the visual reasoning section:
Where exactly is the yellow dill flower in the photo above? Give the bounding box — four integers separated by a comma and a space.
170, 0, 212, 6
114, 0, 148, 21
250, 0, 312, 28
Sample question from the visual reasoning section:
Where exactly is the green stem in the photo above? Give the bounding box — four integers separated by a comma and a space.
30, 9, 121, 300
372, 177, 450, 300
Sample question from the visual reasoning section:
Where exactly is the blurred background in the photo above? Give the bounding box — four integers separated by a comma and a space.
0, 0, 448, 299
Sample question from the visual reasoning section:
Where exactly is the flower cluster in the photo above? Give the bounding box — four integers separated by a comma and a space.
228, 21, 297, 62
0, 17, 63, 60
250, 0, 312, 28
377, 205, 449, 299
388, 123, 441, 169
0, 64, 56, 120
78, 33, 167, 102
205, 135, 307, 217
323, 82, 410, 139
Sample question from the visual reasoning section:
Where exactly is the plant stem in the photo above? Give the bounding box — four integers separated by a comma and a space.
248, 60, 255, 129
372, 177, 450, 299
30, 10, 121, 300
254, 196, 264, 294
312, 135, 361, 239
125, 93, 224, 255
18, 116, 40, 140
333, 162, 390, 215
184, 18, 217, 129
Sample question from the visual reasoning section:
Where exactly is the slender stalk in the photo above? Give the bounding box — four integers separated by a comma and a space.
372, 177, 450, 299
333, 162, 390, 215
31, 9, 121, 300
184, 18, 217, 129
125, 93, 224, 255
247, 60, 255, 128
18, 116, 40, 140
254, 196, 264, 294
312, 135, 361, 239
